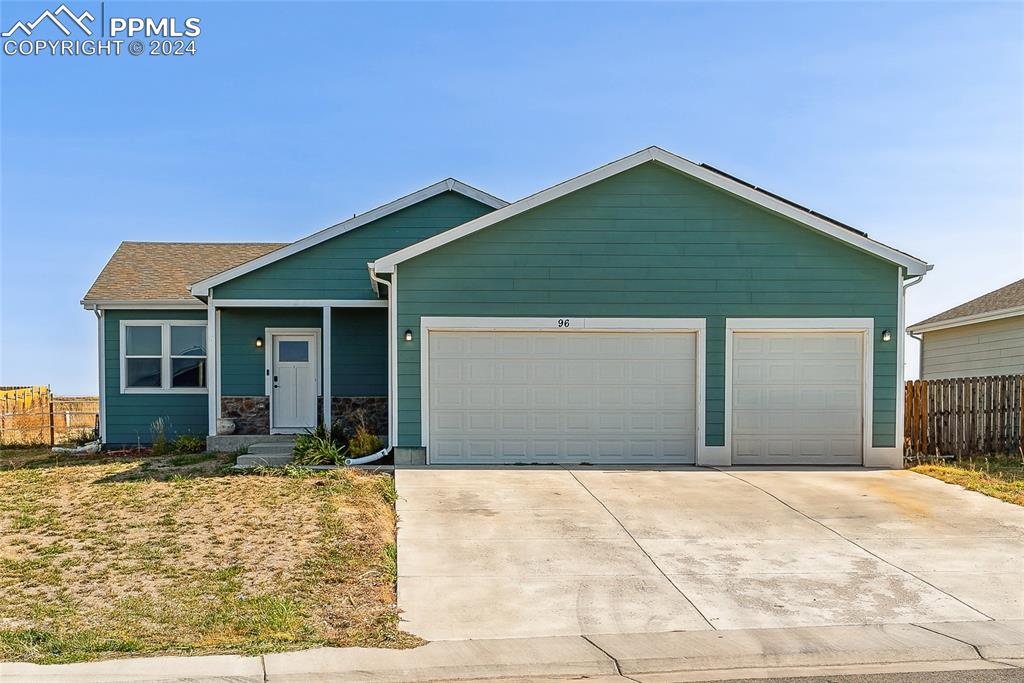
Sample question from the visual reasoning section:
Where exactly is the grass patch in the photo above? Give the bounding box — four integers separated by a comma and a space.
168, 452, 219, 467
0, 446, 418, 663
911, 453, 1024, 506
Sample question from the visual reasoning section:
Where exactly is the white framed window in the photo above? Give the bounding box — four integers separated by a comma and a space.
120, 320, 208, 394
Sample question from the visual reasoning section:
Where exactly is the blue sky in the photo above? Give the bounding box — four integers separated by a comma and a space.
1, 1, 1022, 393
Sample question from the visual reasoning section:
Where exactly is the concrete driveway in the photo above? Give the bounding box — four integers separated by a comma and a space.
395, 467, 1024, 640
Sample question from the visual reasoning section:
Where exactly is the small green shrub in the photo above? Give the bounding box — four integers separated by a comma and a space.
293, 425, 347, 465
348, 425, 384, 457
171, 434, 205, 454
330, 421, 347, 446
381, 542, 398, 583
150, 418, 169, 457
64, 428, 99, 447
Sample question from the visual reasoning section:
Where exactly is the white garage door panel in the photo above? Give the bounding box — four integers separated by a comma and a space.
732, 332, 863, 465
428, 331, 697, 464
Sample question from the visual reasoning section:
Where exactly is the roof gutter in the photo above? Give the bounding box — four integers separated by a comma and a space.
80, 299, 208, 310
908, 302, 1024, 335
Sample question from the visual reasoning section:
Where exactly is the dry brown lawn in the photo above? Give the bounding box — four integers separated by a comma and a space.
0, 447, 419, 663
911, 454, 1024, 506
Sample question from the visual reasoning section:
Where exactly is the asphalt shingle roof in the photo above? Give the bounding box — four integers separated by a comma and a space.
912, 277, 1024, 328
82, 241, 287, 302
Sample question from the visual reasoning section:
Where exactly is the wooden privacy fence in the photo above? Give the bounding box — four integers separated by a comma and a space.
904, 375, 1023, 457
0, 386, 99, 447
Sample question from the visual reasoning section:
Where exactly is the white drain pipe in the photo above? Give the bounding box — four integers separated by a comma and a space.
344, 446, 389, 466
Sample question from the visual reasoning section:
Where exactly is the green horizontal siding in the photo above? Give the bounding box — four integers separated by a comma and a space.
218, 307, 387, 398
103, 310, 208, 446
219, 309, 322, 396
396, 161, 899, 449
212, 191, 496, 300
332, 308, 387, 396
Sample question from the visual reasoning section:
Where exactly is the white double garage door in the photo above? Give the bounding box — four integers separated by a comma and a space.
426, 321, 865, 465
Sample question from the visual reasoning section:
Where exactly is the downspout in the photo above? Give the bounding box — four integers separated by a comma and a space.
92, 307, 105, 446
363, 264, 393, 464
344, 446, 388, 466
903, 274, 925, 378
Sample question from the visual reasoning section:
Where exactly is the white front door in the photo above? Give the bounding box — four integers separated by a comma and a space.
271, 334, 317, 432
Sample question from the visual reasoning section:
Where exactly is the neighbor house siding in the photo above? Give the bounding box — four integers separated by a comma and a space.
218, 307, 387, 396
921, 316, 1024, 379
212, 192, 497, 300
104, 309, 208, 445
394, 162, 900, 449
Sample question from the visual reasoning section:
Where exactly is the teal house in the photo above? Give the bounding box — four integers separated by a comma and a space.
83, 147, 930, 467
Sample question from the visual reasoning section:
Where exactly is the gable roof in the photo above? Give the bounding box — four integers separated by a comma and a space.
189, 178, 507, 297
908, 277, 1024, 334
371, 146, 931, 276
82, 241, 286, 308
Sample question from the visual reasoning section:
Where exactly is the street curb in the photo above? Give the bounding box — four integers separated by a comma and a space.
262, 635, 616, 682
587, 622, 980, 675
1, 620, 1021, 683
0, 653, 262, 683
916, 619, 1024, 660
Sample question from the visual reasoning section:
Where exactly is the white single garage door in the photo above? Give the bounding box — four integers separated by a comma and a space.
732, 332, 863, 465
427, 330, 697, 464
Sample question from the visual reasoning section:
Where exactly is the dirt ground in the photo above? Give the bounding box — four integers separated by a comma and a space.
0, 447, 418, 663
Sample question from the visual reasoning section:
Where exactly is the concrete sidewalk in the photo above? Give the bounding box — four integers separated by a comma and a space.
2, 620, 1021, 683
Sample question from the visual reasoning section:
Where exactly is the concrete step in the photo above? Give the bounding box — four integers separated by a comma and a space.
207, 433, 296, 452
249, 442, 296, 454
236, 453, 293, 468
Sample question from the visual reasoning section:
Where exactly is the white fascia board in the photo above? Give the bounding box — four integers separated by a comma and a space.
418, 316, 706, 331
907, 305, 1024, 334
447, 179, 509, 210
82, 298, 388, 310
189, 179, 507, 297
726, 317, 875, 331
213, 299, 387, 308
82, 299, 207, 310
372, 146, 931, 276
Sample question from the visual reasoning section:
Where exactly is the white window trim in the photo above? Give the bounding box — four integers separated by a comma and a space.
718, 317, 876, 468
119, 320, 209, 395
417, 316, 707, 465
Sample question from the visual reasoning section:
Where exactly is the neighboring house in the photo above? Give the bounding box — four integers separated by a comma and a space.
82, 147, 930, 467
908, 278, 1024, 380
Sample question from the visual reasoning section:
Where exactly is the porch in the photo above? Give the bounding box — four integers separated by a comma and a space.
204, 300, 390, 442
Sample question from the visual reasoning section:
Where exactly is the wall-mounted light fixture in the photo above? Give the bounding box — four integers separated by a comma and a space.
404, 329, 414, 342
255, 336, 264, 348
881, 330, 892, 342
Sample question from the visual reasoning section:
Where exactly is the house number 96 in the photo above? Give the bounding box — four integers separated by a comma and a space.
557, 319, 571, 327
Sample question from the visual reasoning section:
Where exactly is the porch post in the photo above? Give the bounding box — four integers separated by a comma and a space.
207, 294, 218, 436
322, 305, 332, 428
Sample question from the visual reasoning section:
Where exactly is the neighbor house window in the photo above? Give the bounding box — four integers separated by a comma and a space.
121, 321, 207, 393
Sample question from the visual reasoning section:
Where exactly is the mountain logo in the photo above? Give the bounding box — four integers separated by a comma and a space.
2, 4, 95, 38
